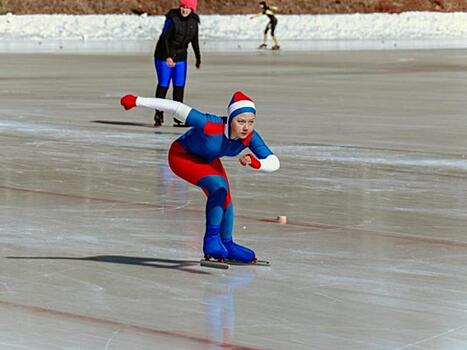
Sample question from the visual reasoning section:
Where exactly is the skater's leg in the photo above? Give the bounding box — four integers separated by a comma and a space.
168, 142, 229, 259
216, 173, 255, 263
156, 84, 169, 99
271, 19, 280, 50
168, 142, 227, 186
199, 176, 229, 227
173, 86, 189, 126
220, 203, 234, 241
272, 36, 279, 47
172, 61, 187, 89
259, 24, 270, 49
270, 19, 277, 39
154, 59, 172, 126
220, 202, 255, 263
264, 22, 271, 38
153, 85, 168, 126
173, 85, 184, 102
155, 59, 173, 88
198, 175, 231, 258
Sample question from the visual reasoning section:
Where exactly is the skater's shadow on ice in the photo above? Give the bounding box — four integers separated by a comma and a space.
93, 120, 153, 128
92, 120, 181, 135
7, 255, 211, 275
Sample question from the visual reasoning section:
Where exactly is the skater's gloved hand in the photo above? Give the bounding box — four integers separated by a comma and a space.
195, 59, 201, 69
239, 154, 261, 169
120, 94, 137, 110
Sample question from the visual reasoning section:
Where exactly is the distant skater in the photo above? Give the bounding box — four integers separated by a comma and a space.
153, 0, 201, 127
120, 91, 280, 263
251, 1, 280, 50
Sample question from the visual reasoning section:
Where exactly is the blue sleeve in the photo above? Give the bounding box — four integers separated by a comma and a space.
248, 131, 273, 160
186, 109, 224, 130
161, 19, 174, 58
162, 18, 172, 35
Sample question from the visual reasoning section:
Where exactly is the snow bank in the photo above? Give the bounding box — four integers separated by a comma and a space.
0, 12, 466, 52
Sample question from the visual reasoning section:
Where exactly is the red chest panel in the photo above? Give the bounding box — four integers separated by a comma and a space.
203, 122, 224, 135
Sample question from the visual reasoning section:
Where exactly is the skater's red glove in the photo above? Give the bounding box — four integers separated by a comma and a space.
239, 154, 261, 169
247, 154, 261, 169
120, 94, 137, 110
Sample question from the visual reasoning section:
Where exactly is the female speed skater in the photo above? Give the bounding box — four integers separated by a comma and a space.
153, 0, 201, 127
120, 91, 280, 263
251, 1, 280, 50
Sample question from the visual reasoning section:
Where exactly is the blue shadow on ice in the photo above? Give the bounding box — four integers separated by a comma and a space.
6, 255, 211, 275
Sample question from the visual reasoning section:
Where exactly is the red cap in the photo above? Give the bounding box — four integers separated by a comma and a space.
180, 0, 197, 12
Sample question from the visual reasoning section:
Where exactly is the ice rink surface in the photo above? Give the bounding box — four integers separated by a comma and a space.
1, 49, 467, 349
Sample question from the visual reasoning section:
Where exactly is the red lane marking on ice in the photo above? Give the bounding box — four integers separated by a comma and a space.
0, 185, 338, 229
378, 233, 467, 249
3, 185, 467, 249
0, 300, 263, 350
258, 218, 339, 230
0, 185, 164, 209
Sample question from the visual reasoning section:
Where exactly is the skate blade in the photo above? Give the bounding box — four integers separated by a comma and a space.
200, 259, 229, 269
226, 259, 271, 266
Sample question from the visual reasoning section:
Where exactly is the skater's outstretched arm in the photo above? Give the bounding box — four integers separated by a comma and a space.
250, 12, 262, 19
250, 7, 276, 19
120, 95, 217, 129
238, 131, 280, 173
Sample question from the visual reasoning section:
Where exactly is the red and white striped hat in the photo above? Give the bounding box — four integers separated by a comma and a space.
228, 91, 256, 119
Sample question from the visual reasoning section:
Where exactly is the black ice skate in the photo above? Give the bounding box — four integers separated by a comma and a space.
154, 110, 164, 127
258, 43, 268, 49
271, 45, 281, 50
173, 118, 190, 127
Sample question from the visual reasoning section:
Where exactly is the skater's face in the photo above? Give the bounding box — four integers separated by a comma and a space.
231, 113, 256, 139
180, 6, 192, 17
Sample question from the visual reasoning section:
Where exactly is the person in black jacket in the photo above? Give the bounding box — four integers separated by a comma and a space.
153, 0, 201, 127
